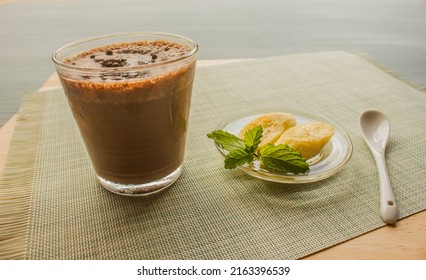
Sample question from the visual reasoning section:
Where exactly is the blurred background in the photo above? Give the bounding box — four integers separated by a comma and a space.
1, 0, 426, 126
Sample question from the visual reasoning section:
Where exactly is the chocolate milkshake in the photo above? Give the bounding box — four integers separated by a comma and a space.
53, 33, 198, 195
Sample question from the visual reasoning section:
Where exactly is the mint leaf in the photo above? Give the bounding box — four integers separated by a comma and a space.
208, 127, 309, 174
243, 125, 263, 152
207, 130, 245, 151
224, 148, 253, 169
259, 144, 309, 174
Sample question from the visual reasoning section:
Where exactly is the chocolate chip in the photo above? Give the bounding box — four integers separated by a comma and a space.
100, 58, 128, 68
150, 59, 156, 63
151, 54, 158, 59
122, 49, 131, 54
106, 50, 113, 55
90, 55, 96, 59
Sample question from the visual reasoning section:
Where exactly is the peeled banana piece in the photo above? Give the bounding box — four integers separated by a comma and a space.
240, 112, 296, 149
275, 122, 335, 159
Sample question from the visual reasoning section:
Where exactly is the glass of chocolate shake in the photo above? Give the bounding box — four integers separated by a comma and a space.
52, 32, 198, 195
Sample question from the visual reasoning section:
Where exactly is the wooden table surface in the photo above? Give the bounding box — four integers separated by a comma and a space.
1, 60, 425, 260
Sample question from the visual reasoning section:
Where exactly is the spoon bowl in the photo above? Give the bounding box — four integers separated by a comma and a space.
360, 110, 390, 153
359, 110, 397, 224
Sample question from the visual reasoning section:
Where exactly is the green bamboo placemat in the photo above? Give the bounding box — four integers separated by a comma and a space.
1, 51, 425, 259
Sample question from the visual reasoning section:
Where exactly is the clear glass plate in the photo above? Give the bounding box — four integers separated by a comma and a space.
213, 108, 353, 183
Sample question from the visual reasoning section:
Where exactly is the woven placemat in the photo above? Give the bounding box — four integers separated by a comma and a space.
1, 51, 425, 260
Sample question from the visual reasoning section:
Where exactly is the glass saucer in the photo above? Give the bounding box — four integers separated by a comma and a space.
213, 108, 352, 183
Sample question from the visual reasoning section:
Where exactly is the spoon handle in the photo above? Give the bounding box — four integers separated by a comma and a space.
373, 152, 397, 224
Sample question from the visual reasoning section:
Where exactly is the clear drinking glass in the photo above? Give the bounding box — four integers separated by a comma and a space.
52, 32, 198, 196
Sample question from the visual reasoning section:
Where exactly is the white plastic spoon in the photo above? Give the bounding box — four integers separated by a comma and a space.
359, 110, 397, 224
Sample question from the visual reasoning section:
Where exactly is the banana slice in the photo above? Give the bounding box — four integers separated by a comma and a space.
240, 112, 296, 148
275, 122, 334, 159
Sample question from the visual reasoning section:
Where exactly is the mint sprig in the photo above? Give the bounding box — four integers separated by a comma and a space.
259, 144, 309, 174
207, 126, 309, 174
207, 130, 245, 151
224, 148, 253, 169
208, 126, 263, 169
242, 125, 262, 152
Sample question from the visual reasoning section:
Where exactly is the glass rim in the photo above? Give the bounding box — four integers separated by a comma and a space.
52, 31, 198, 73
